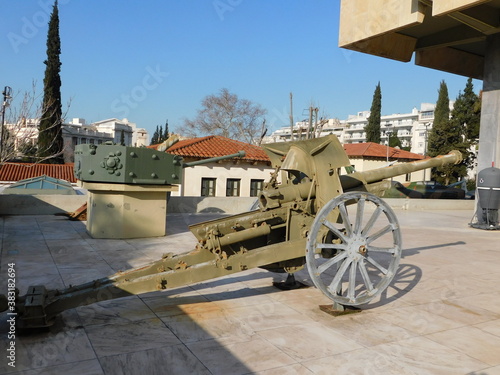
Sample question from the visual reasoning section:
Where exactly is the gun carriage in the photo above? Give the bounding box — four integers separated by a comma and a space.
1, 135, 462, 328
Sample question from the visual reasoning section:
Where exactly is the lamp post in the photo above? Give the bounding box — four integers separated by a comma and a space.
423, 122, 430, 181
385, 123, 392, 163
1, 86, 12, 162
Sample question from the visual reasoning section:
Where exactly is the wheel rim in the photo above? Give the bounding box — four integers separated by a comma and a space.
306, 192, 402, 306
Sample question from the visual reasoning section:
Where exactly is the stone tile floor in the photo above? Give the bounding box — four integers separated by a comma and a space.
0, 210, 499, 375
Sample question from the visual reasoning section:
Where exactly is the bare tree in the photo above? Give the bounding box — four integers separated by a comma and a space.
182, 88, 267, 144
1, 83, 68, 164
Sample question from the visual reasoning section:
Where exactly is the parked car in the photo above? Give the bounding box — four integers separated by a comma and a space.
384, 181, 466, 199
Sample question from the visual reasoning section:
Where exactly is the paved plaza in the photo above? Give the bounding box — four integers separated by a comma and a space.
1, 208, 500, 375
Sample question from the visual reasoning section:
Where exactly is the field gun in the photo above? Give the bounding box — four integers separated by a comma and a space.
1, 135, 462, 328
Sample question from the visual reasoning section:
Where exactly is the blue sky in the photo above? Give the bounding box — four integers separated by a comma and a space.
1, 0, 482, 139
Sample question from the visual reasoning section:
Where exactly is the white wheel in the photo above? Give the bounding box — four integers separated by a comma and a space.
306, 192, 402, 306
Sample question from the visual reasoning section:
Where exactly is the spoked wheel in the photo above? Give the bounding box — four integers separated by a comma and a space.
306, 192, 402, 306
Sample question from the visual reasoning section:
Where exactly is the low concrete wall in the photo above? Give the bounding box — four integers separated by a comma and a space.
0, 194, 475, 216
385, 198, 475, 210
168, 196, 475, 214
0, 194, 87, 215
167, 196, 257, 214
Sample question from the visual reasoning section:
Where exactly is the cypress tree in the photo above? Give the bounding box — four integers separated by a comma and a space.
158, 125, 164, 143
365, 82, 382, 143
150, 125, 159, 145
460, 78, 480, 142
442, 78, 481, 184
38, 0, 64, 163
164, 119, 169, 140
427, 80, 450, 160
388, 133, 402, 149
427, 80, 473, 185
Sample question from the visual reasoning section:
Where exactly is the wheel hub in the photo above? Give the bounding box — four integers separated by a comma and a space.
348, 236, 367, 259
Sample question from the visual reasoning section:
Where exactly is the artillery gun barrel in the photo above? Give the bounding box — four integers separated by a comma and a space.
341, 150, 462, 190
182, 151, 246, 168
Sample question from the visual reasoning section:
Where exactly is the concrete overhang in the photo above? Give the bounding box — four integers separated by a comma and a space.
339, 0, 500, 79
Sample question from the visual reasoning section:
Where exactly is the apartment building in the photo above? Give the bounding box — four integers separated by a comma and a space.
263, 103, 440, 156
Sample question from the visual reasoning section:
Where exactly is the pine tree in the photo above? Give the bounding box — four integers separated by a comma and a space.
427, 79, 477, 185
164, 119, 169, 140
427, 80, 450, 159
460, 78, 480, 142
158, 125, 164, 143
443, 78, 481, 183
150, 125, 159, 145
388, 133, 402, 149
365, 82, 382, 143
38, 0, 64, 163
427, 80, 452, 183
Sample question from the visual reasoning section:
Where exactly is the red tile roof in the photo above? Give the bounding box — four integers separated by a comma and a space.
0, 163, 76, 183
152, 136, 425, 164
343, 143, 425, 161
162, 135, 270, 163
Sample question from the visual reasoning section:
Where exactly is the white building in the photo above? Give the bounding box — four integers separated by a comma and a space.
262, 118, 346, 143
264, 103, 447, 156
160, 135, 273, 197
6, 117, 148, 163
72, 118, 148, 147
63, 119, 113, 162
92, 118, 134, 146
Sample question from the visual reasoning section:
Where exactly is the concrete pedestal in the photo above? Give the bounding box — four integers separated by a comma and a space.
82, 182, 178, 239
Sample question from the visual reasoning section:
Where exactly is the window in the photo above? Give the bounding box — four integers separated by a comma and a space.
250, 179, 264, 197
201, 178, 216, 197
421, 111, 434, 119
226, 178, 241, 197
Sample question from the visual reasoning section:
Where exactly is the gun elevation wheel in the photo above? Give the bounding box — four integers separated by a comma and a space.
306, 192, 402, 306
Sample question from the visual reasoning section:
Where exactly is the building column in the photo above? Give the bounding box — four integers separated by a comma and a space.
478, 34, 500, 172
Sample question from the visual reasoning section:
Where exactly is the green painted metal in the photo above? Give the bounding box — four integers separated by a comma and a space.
74, 144, 247, 185
183, 151, 246, 167
4, 135, 463, 328
74, 144, 183, 185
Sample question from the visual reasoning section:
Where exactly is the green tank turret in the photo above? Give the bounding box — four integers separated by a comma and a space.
74, 143, 246, 185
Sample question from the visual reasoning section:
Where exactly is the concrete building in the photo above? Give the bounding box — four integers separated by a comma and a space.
344, 142, 428, 183
71, 118, 148, 147
262, 118, 346, 143
5, 118, 114, 163
156, 134, 429, 199
264, 103, 442, 156
5, 118, 39, 152
91, 118, 135, 146
64, 119, 114, 162
338, 0, 500, 186
159, 135, 273, 197
344, 106, 428, 152
6, 117, 149, 163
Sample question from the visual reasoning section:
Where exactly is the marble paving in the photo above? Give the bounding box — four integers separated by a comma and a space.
0, 209, 499, 375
